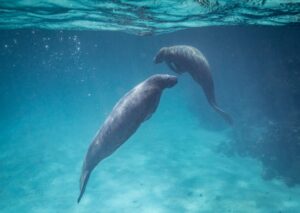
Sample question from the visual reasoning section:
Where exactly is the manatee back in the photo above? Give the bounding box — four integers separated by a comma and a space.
94, 83, 162, 158
167, 45, 210, 72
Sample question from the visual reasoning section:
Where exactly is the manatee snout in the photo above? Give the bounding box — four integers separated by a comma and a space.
153, 55, 162, 64
153, 47, 167, 64
149, 74, 178, 88
165, 75, 178, 88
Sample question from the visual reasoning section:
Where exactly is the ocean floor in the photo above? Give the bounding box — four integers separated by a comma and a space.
1, 92, 300, 213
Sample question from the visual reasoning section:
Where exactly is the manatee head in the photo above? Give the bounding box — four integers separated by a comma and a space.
147, 74, 178, 89
153, 47, 168, 64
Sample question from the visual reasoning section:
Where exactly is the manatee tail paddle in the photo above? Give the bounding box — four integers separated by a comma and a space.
77, 170, 91, 203
211, 103, 233, 125
197, 78, 233, 125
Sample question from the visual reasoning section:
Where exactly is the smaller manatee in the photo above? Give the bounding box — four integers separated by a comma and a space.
154, 45, 233, 125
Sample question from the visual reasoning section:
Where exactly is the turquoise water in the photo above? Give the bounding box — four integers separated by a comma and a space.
1, 0, 300, 34
1, 26, 300, 212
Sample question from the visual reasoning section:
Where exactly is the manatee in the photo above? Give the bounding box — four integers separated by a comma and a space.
154, 45, 233, 125
77, 74, 178, 203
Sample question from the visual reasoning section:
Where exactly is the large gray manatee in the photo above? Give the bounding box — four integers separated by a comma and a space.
77, 74, 178, 203
154, 45, 233, 125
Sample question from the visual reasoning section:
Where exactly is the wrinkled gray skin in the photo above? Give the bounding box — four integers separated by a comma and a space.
77, 74, 177, 203
154, 45, 233, 125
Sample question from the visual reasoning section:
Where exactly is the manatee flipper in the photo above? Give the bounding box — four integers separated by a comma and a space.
166, 61, 177, 72
77, 170, 91, 203
167, 61, 184, 74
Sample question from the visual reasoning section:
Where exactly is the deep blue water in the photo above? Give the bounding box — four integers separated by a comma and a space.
1, 26, 300, 212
